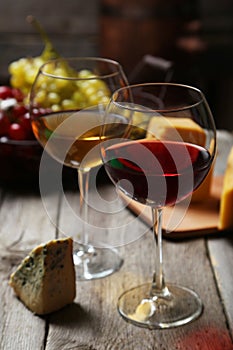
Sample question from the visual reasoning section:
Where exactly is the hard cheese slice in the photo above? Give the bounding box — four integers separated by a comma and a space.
218, 146, 233, 230
147, 116, 212, 202
147, 117, 206, 145
9, 237, 76, 315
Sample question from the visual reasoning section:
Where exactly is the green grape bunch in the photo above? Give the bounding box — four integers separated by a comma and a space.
32, 65, 111, 112
8, 16, 111, 110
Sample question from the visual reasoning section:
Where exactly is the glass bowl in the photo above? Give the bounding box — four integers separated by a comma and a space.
0, 136, 80, 189
0, 137, 43, 187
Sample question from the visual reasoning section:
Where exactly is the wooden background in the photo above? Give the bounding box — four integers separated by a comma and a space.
0, 0, 233, 130
0, 0, 99, 83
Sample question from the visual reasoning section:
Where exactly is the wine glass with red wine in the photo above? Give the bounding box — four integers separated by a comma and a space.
30, 57, 128, 280
100, 83, 216, 328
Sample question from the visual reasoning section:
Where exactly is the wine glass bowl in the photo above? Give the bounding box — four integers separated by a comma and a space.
101, 83, 216, 328
30, 57, 128, 280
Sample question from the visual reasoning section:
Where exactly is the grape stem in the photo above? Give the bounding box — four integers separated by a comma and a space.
26, 15, 60, 60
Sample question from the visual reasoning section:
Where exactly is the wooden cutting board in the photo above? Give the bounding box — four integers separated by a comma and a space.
121, 176, 223, 240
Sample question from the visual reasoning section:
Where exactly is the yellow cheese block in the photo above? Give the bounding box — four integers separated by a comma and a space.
191, 164, 213, 202
9, 237, 76, 315
218, 146, 233, 230
147, 117, 206, 146
147, 116, 212, 202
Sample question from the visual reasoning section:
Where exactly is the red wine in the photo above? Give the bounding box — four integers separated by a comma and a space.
105, 140, 211, 207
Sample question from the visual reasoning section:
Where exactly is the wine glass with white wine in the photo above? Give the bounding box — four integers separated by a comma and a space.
30, 57, 128, 280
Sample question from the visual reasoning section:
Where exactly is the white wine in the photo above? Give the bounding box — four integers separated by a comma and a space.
32, 110, 126, 170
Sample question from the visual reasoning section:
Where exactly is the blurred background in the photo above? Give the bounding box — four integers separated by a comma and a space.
0, 0, 232, 130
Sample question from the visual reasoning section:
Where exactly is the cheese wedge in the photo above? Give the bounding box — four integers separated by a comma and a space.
147, 116, 212, 202
147, 117, 206, 146
191, 164, 214, 202
218, 146, 233, 230
9, 237, 76, 315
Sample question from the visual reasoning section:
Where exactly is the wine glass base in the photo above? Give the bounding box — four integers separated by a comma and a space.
73, 245, 123, 281
117, 282, 203, 329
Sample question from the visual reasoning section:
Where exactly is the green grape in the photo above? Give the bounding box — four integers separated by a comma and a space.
10, 75, 25, 90
85, 86, 98, 98
9, 59, 25, 75
55, 77, 71, 90
25, 69, 38, 85
78, 69, 93, 78
62, 99, 78, 110
47, 82, 59, 92
51, 104, 61, 112
87, 94, 102, 106
48, 92, 60, 104
33, 57, 44, 68
34, 90, 47, 105
72, 90, 86, 104
76, 80, 91, 92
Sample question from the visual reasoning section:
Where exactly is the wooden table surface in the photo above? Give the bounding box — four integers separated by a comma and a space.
0, 130, 233, 350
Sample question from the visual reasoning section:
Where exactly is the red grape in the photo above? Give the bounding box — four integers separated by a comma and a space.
0, 86, 14, 99
0, 111, 11, 136
12, 88, 24, 102
13, 104, 28, 118
8, 123, 27, 140
18, 113, 34, 139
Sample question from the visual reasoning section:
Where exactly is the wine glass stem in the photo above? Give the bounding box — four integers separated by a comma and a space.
151, 207, 166, 296
78, 168, 90, 246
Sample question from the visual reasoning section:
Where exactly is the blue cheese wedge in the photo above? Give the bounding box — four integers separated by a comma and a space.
9, 237, 76, 315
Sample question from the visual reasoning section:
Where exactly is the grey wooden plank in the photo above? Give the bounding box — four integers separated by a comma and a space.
208, 236, 233, 339
207, 130, 233, 338
0, 190, 58, 253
